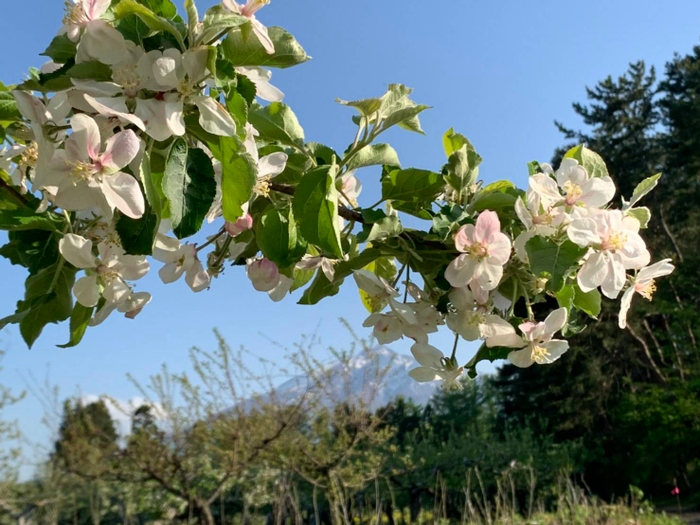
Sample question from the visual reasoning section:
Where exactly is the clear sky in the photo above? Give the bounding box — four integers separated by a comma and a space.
1, 0, 700, 472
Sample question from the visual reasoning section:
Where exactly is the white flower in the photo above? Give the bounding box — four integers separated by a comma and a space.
222, 0, 275, 54
513, 180, 561, 262
555, 158, 616, 209
59, 233, 149, 308
618, 259, 675, 329
60, 0, 109, 40
567, 209, 650, 298
446, 285, 487, 341
153, 234, 211, 292
246, 258, 291, 302
445, 210, 512, 290
338, 170, 362, 207
43, 114, 144, 219
480, 308, 569, 368
235, 67, 284, 102
297, 254, 338, 282
91, 290, 152, 326
408, 343, 463, 386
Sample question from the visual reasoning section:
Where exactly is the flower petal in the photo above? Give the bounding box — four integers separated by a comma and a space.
101, 130, 141, 172
474, 210, 501, 244
59, 233, 96, 269
577, 251, 607, 292
194, 96, 237, 136
70, 113, 101, 161
410, 343, 443, 369
258, 152, 288, 177
100, 172, 145, 219
618, 286, 635, 329
543, 307, 567, 337
445, 254, 477, 288
73, 275, 100, 307
408, 367, 440, 383
507, 347, 535, 368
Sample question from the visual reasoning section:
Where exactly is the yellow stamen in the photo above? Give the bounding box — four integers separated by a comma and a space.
62, 0, 88, 26
563, 180, 583, 205
603, 232, 628, 252
112, 65, 142, 97
637, 280, 656, 301
71, 161, 98, 182
531, 345, 551, 364
255, 175, 272, 197
466, 242, 488, 259
20, 143, 38, 169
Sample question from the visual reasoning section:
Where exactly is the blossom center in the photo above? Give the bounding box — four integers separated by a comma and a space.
255, 174, 272, 197
636, 280, 656, 300
465, 242, 488, 259
531, 345, 551, 364
602, 231, 628, 252
241, 0, 270, 17
20, 143, 39, 169
70, 161, 99, 182
112, 65, 142, 97
563, 180, 583, 206
62, 0, 89, 26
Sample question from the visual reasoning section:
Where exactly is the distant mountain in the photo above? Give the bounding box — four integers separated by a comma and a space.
247, 347, 440, 412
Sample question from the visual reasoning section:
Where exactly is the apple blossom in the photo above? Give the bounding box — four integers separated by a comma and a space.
246, 258, 291, 301
222, 0, 275, 54
618, 259, 675, 329
408, 343, 463, 386
338, 170, 362, 208
481, 308, 569, 368
59, 233, 149, 308
445, 210, 512, 290
567, 210, 651, 298
446, 285, 488, 342
225, 213, 254, 236
42, 114, 144, 219
236, 67, 284, 102
153, 235, 211, 292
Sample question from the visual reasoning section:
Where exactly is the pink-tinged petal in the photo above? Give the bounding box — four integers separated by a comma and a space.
268, 275, 292, 302
101, 172, 145, 219
159, 262, 185, 284
618, 287, 635, 329
185, 259, 211, 292
473, 210, 501, 244
59, 234, 96, 269
103, 279, 130, 304
445, 254, 477, 288
637, 259, 675, 283
542, 340, 569, 363
579, 176, 616, 208
486, 233, 511, 265
454, 224, 475, 252
101, 130, 141, 172
474, 259, 503, 291
252, 20, 275, 54
84, 0, 111, 20
600, 254, 626, 299
409, 367, 440, 383
410, 343, 444, 369
567, 219, 600, 247
73, 275, 100, 307
70, 113, 102, 161
507, 348, 535, 368
193, 96, 237, 136
543, 307, 567, 337
577, 251, 608, 292
258, 152, 288, 177
247, 259, 279, 292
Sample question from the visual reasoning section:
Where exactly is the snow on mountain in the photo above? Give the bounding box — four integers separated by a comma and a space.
247, 347, 440, 412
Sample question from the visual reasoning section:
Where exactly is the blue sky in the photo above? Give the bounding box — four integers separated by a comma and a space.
1, 0, 700, 471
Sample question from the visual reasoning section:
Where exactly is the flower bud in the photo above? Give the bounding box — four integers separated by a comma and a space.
225, 213, 254, 237
247, 258, 279, 292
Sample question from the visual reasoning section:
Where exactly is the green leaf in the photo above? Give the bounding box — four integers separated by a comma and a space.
292, 166, 343, 258
248, 102, 304, 147
220, 136, 257, 222
381, 168, 445, 203
138, 148, 165, 218
40, 34, 77, 63
563, 144, 609, 178
525, 236, 587, 292
20, 60, 113, 92
442, 128, 475, 157
432, 205, 469, 240
113, 0, 185, 48
344, 143, 400, 172
255, 206, 306, 268
18, 261, 77, 348
290, 265, 315, 293
163, 141, 217, 239
377, 84, 429, 134
626, 207, 651, 228
116, 206, 159, 255
357, 213, 403, 244
57, 304, 94, 349
573, 285, 601, 319
200, 5, 248, 44
0, 208, 63, 232
467, 180, 520, 215
336, 97, 382, 118
0, 92, 21, 123
226, 90, 249, 131
465, 343, 512, 378
627, 173, 662, 209
0, 229, 59, 275
221, 26, 310, 68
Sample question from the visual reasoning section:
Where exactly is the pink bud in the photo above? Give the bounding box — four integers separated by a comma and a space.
247, 258, 279, 292
225, 213, 254, 237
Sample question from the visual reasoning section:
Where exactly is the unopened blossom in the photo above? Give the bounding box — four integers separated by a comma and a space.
222, 0, 275, 54
59, 233, 149, 307
236, 67, 284, 102
481, 308, 569, 368
408, 343, 463, 386
338, 170, 362, 207
445, 210, 512, 290
153, 235, 211, 292
568, 210, 650, 298
43, 114, 144, 219
246, 258, 291, 301
225, 213, 254, 236
618, 259, 675, 329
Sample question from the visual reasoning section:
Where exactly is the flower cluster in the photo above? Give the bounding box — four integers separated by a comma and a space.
0, 0, 673, 387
